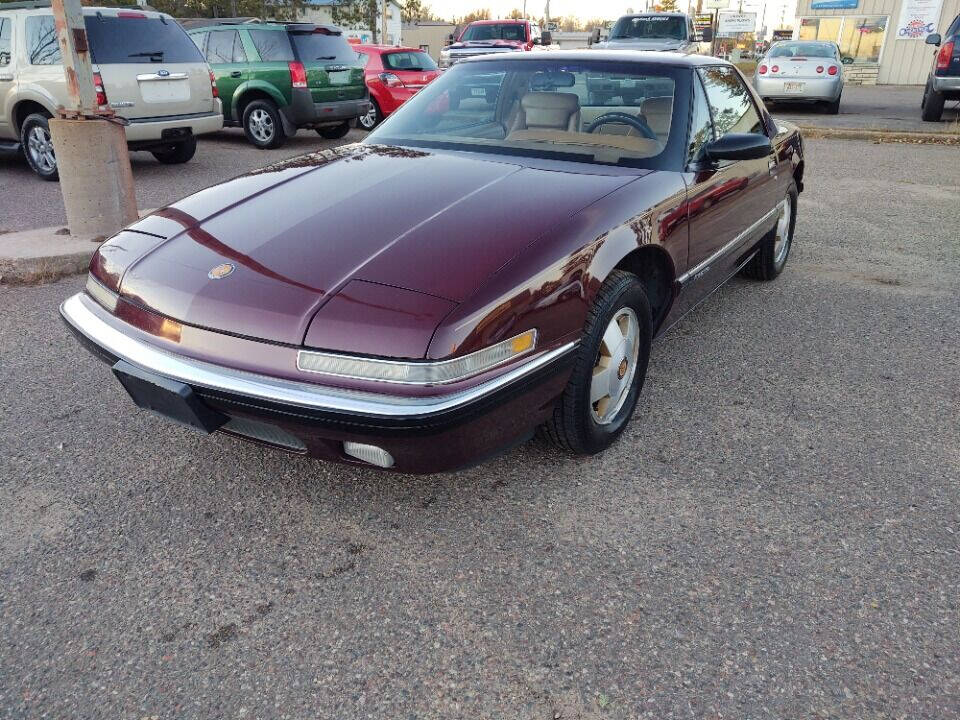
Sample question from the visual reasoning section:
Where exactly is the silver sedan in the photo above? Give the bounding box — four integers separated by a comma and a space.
753, 41, 845, 114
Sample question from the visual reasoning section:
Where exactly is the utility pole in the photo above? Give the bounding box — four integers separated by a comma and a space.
382, 0, 389, 43
48, 0, 137, 239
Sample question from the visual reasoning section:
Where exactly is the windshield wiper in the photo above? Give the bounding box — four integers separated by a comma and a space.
317, 55, 337, 60
129, 51, 163, 57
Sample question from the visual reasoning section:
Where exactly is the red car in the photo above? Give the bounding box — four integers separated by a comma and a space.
353, 45, 441, 130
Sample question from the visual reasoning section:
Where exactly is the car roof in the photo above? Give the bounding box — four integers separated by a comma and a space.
459, 49, 729, 68
355, 44, 428, 53
466, 19, 528, 25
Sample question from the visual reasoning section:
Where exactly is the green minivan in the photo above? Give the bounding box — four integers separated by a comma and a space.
187, 22, 369, 148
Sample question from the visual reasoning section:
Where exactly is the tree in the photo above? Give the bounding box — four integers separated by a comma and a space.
401, 0, 440, 23
656, 0, 679, 10
506, 7, 524, 19
330, 0, 381, 41
452, 8, 490, 25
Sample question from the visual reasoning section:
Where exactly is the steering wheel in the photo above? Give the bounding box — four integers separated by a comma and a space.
584, 112, 658, 141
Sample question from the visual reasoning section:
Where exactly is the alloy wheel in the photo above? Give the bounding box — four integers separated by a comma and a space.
590, 307, 640, 425
773, 193, 793, 266
27, 125, 56, 174
359, 104, 378, 130
248, 109, 274, 143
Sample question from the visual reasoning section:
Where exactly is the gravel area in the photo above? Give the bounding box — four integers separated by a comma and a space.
1, 139, 958, 719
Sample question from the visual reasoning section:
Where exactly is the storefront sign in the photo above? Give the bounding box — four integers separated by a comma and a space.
695, 13, 714, 31
810, 0, 859, 9
717, 11, 757, 34
771, 29, 794, 40
896, 0, 944, 39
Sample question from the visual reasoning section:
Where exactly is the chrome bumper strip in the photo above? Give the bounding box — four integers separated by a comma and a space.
60, 293, 576, 419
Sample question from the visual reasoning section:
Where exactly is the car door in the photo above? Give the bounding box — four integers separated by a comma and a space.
205, 29, 248, 121
0, 17, 14, 141
680, 66, 777, 301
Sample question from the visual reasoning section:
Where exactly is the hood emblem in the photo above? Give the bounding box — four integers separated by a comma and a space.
157, 69, 170, 77
208, 263, 235, 279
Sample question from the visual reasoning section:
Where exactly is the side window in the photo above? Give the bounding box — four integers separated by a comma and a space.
249, 29, 295, 61
190, 31, 207, 54
0, 18, 11, 66
206, 30, 241, 64
688, 71, 714, 163
356, 51, 369, 67
698, 66, 766, 137
232, 31, 247, 62
26, 15, 61, 66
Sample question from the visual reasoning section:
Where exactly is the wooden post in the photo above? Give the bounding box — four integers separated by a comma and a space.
50, 0, 98, 116
382, 0, 389, 43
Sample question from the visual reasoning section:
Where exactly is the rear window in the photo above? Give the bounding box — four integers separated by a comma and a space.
84, 14, 204, 64
383, 50, 437, 71
289, 30, 358, 64
768, 42, 835, 58
249, 29, 295, 61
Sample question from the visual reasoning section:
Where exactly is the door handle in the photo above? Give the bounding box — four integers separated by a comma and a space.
767, 158, 777, 175
230, 71, 242, 78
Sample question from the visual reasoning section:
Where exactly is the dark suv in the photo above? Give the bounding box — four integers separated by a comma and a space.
187, 22, 369, 147
921, 13, 960, 122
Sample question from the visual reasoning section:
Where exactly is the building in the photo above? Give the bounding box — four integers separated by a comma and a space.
793, 0, 960, 83
401, 20, 458, 60
296, 0, 403, 45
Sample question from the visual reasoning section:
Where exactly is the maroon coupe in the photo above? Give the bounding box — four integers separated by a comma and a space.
62, 51, 805, 474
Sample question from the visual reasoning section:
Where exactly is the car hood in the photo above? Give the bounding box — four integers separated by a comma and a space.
595, 39, 686, 51
118, 144, 633, 350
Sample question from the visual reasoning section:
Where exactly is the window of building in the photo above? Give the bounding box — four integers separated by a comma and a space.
798, 15, 888, 64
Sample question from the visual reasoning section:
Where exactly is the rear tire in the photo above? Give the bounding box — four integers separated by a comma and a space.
542, 270, 652, 455
318, 121, 351, 139
243, 99, 286, 149
357, 99, 381, 131
21, 112, 58, 181
151, 136, 197, 164
921, 79, 945, 122
823, 95, 841, 114
741, 180, 798, 281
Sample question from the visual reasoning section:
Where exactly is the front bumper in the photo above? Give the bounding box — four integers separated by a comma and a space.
122, 107, 224, 143
282, 90, 371, 129
754, 75, 842, 102
61, 292, 575, 474
931, 74, 960, 93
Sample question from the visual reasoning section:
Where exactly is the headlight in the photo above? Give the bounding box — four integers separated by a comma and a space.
297, 329, 537, 385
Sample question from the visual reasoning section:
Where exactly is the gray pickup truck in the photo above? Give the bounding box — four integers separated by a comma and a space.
591, 12, 711, 53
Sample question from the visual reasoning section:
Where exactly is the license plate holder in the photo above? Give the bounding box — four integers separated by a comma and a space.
783, 82, 805, 93
112, 360, 227, 434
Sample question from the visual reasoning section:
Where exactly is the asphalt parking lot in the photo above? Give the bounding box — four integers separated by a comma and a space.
1, 138, 959, 718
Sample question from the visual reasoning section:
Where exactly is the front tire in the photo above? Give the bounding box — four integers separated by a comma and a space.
542, 270, 652, 455
21, 112, 58, 181
921, 79, 945, 122
151, 136, 197, 164
243, 99, 286, 149
741, 180, 798, 281
318, 121, 351, 139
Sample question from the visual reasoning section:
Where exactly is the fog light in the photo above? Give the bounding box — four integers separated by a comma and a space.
343, 442, 394, 468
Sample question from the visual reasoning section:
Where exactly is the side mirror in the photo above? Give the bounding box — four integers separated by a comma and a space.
704, 133, 772, 162
447, 33, 456, 42
540, 30, 552, 45
925, 33, 941, 46
700, 27, 713, 42
840, 55, 854, 65
592, 27, 601, 44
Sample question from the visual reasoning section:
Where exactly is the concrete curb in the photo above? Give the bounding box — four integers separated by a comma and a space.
0, 227, 104, 285
797, 125, 960, 144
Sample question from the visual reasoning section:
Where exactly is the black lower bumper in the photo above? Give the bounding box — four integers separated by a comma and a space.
281, 90, 371, 130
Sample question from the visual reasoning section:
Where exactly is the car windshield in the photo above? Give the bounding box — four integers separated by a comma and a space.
84, 14, 204, 64
289, 30, 357, 63
383, 50, 437, 71
460, 23, 526, 41
366, 59, 680, 169
768, 42, 835, 58
610, 15, 686, 40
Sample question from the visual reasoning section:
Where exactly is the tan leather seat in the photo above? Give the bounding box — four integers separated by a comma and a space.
511, 92, 581, 133
640, 96, 673, 141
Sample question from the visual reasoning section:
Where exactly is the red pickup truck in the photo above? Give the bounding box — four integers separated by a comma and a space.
439, 19, 552, 68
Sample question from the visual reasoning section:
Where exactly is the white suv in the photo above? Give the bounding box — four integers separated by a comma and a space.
0, 3, 223, 180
